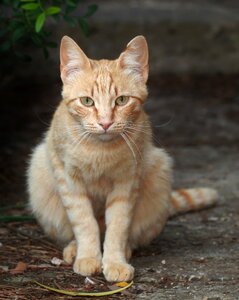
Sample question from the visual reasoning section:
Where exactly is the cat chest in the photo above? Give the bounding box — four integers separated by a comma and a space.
66, 155, 115, 195
78, 159, 131, 200
66, 146, 136, 198
70, 148, 129, 177
87, 175, 113, 200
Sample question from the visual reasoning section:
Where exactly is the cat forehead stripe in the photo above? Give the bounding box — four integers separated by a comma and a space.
92, 71, 117, 96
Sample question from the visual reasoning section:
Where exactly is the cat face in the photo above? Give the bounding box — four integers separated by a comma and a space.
60, 36, 149, 139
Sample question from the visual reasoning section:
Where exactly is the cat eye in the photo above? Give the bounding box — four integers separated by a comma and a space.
80, 97, 94, 107
115, 96, 129, 106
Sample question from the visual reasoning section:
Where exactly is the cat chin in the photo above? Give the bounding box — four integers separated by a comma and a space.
97, 133, 117, 142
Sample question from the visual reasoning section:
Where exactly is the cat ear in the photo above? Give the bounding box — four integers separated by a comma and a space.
118, 35, 149, 83
60, 36, 91, 83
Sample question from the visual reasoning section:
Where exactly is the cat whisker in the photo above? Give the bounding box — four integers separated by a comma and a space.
124, 130, 142, 160
125, 126, 163, 147
128, 116, 174, 129
128, 121, 151, 128
125, 126, 151, 135
120, 133, 137, 164
35, 112, 51, 127
152, 116, 174, 128
125, 126, 153, 138
84, 132, 92, 144
71, 131, 90, 151
76, 133, 91, 150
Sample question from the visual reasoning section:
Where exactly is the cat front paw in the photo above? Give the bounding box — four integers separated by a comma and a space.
73, 257, 102, 276
103, 261, 134, 282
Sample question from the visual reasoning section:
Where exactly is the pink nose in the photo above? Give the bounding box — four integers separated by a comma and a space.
99, 122, 113, 131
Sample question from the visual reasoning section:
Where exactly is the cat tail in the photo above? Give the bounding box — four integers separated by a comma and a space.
169, 188, 218, 217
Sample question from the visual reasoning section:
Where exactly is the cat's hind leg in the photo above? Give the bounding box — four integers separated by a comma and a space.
129, 147, 172, 250
63, 240, 77, 264
27, 143, 74, 244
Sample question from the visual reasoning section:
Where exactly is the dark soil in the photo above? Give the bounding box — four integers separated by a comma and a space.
0, 74, 238, 299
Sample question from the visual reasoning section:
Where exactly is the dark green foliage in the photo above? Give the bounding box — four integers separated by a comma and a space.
0, 0, 98, 63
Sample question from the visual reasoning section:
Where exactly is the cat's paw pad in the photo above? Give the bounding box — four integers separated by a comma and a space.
103, 262, 134, 282
73, 257, 102, 276
63, 241, 76, 264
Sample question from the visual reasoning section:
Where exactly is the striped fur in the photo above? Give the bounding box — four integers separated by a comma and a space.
170, 188, 218, 216
27, 35, 218, 282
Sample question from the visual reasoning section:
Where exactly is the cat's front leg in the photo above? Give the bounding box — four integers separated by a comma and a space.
103, 180, 137, 282
51, 156, 102, 276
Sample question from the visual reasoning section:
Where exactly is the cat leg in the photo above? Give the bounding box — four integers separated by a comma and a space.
129, 148, 172, 250
28, 143, 74, 244
102, 178, 138, 282
49, 152, 102, 276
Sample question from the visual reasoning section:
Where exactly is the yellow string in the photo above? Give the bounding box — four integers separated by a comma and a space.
33, 280, 133, 297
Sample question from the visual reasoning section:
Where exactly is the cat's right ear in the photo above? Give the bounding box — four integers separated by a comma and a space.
60, 36, 91, 83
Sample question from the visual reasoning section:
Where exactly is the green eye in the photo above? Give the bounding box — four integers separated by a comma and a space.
80, 97, 94, 107
115, 96, 129, 106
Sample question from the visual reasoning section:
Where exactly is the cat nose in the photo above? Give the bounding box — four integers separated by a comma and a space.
99, 122, 113, 131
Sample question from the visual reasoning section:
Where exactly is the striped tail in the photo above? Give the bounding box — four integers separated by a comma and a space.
169, 188, 218, 217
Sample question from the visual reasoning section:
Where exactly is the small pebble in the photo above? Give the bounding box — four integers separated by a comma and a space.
85, 277, 96, 285
208, 217, 218, 221
51, 257, 64, 266
161, 260, 166, 265
0, 265, 9, 271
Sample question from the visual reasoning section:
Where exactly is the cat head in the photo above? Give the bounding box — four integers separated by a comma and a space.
60, 35, 149, 140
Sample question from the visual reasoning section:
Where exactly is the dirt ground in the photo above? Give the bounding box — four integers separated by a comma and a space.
0, 75, 238, 299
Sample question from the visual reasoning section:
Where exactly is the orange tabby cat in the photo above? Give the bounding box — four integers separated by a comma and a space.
27, 35, 217, 282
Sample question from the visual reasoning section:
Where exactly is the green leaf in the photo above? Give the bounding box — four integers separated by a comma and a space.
12, 0, 21, 8
63, 15, 77, 27
65, 1, 77, 14
66, 0, 77, 8
84, 4, 98, 18
21, 3, 39, 10
31, 33, 42, 46
35, 12, 46, 33
20, 0, 36, 2
45, 6, 61, 15
12, 27, 26, 42
79, 18, 89, 36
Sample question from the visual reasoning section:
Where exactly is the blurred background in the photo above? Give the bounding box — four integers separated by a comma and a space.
0, 0, 238, 209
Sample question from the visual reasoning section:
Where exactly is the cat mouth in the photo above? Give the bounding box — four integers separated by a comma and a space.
96, 130, 124, 142
98, 133, 115, 141
85, 128, 123, 141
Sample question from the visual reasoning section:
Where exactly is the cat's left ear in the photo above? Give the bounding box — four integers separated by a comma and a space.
118, 35, 149, 83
